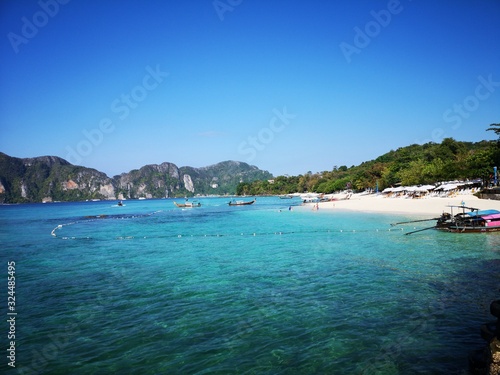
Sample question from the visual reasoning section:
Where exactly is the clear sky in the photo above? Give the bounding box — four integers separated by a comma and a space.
1, 0, 499, 177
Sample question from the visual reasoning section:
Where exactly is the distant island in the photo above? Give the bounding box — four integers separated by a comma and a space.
0, 153, 272, 203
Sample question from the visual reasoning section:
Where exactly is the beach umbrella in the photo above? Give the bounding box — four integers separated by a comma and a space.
419, 185, 435, 191
442, 184, 458, 191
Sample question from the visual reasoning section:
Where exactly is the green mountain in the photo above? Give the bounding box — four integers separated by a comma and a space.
0, 153, 273, 203
179, 161, 272, 196
237, 139, 500, 195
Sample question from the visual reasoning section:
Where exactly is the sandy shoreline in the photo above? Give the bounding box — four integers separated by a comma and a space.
300, 193, 500, 216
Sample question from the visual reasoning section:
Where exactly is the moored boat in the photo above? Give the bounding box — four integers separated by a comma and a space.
228, 199, 256, 206
300, 193, 320, 203
444, 213, 500, 233
393, 205, 500, 234
436, 206, 500, 233
174, 201, 201, 208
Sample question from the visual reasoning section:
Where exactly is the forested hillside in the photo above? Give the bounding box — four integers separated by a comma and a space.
0, 153, 272, 203
237, 138, 500, 195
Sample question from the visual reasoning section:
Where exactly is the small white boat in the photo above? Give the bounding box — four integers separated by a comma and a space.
300, 193, 320, 203
174, 201, 201, 208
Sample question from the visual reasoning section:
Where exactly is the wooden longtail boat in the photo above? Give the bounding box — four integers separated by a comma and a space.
228, 199, 256, 206
438, 206, 500, 233
393, 206, 500, 234
446, 214, 500, 233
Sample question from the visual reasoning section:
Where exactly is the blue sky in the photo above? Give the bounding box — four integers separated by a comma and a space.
1, 0, 499, 177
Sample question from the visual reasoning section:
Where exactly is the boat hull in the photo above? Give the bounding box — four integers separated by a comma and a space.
440, 226, 500, 233
174, 202, 201, 208
433, 206, 500, 233
228, 199, 255, 206
401, 206, 500, 234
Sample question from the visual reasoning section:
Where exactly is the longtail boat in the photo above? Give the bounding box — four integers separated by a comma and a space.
436, 206, 500, 233
392, 206, 500, 234
228, 199, 256, 206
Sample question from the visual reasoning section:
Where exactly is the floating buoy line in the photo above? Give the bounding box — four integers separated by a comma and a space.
51, 216, 407, 241
50, 210, 164, 239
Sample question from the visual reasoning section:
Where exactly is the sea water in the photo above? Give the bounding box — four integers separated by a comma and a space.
1, 197, 499, 374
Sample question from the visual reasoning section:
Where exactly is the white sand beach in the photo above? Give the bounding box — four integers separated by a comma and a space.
303, 193, 500, 216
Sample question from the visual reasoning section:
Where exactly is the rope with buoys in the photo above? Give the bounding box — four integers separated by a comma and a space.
51, 224, 63, 236
51, 225, 406, 241
50, 210, 163, 239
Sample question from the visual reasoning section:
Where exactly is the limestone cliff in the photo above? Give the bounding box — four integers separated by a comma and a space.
114, 160, 272, 198
113, 162, 181, 199
0, 152, 114, 203
183, 174, 195, 193
0, 152, 273, 203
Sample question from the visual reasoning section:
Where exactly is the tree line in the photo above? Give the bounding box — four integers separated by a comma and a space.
237, 133, 500, 196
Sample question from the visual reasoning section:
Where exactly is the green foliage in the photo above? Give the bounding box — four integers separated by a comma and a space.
0, 155, 273, 203
237, 138, 499, 195
179, 162, 273, 196
0, 153, 107, 203
1, 134, 497, 202
487, 123, 500, 136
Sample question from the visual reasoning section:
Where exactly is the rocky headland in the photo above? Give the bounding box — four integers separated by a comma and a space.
0, 152, 272, 203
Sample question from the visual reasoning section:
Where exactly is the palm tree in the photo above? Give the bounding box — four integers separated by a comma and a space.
487, 123, 500, 136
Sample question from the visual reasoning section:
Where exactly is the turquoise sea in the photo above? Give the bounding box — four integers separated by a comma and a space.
1, 197, 499, 374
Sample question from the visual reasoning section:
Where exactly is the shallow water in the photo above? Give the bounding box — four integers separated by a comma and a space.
1, 197, 499, 374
